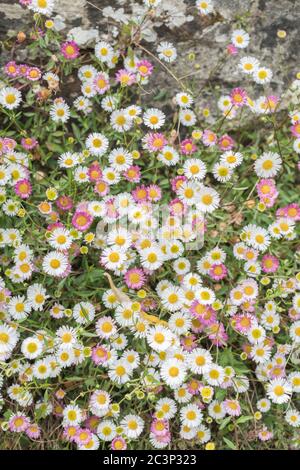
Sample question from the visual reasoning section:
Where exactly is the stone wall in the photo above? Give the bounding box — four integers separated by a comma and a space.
0, 0, 299, 112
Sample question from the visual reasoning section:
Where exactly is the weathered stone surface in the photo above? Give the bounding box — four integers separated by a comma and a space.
0, 0, 299, 113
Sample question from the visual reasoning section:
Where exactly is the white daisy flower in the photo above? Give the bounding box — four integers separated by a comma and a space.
239, 56, 260, 74
0, 87, 22, 110
143, 108, 165, 129
253, 66, 273, 84
180, 404, 203, 427
231, 29, 250, 49
266, 378, 292, 404
63, 404, 83, 426
254, 152, 282, 177
157, 41, 177, 63
85, 133, 109, 156
42, 251, 69, 277
160, 358, 187, 389
48, 227, 73, 251
120, 414, 144, 439
21, 337, 43, 360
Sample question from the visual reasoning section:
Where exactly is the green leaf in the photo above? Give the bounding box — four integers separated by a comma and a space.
219, 416, 232, 430
236, 415, 253, 424
223, 437, 237, 450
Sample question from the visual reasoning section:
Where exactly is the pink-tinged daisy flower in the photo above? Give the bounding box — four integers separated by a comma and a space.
258, 427, 273, 441
147, 184, 162, 202
4, 61, 19, 77
124, 267, 146, 289
291, 121, 300, 138
56, 195, 73, 212
232, 313, 255, 334
111, 436, 127, 450
137, 60, 153, 77
169, 198, 187, 216
218, 134, 235, 151
268, 365, 285, 380
187, 379, 201, 395
230, 87, 247, 107
19, 64, 29, 76
26, 66, 42, 81
2, 137, 17, 152
26, 423, 41, 439
138, 297, 156, 313
93, 72, 110, 94
8, 414, 30, 432
208, 322, 228, 346
104, 198, 120, 220
227, 44, 238, 55
14, 179, 32, 199
21, 136, 38, 150
143, 132, 167, 152
72, 211, 93, 231
132, 185, 148, 203
84, 416, 100, 433
261, 254, 279, 273
289, 308, 300, 321
190, 302, 216, 326
62, 425, 80, 442
88, 163, 103, 182
224, 399, 241, 416
75, 428, 93, 446
123, 165, 141, 183
264, 95, 279, 113
94, 180, 110, 197
281, 203, 300, 221
19, 0, 32, 5
115, 69, 136, 86
256, 179, 278, 207
0, 287, 11, 309
61, 41, 80, 60
202, 129, 217, 147
209, 263, 228, 280
171, 175, 187, 192
180, 138, 197, 155
180, 334, 197, 351
150, 419, 169, 437
91, 344, 109, 365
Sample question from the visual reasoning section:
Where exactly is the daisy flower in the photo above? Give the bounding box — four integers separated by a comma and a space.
197, 186, 220, 213
143, 108, 165, 129
254, 152, 282, 177
0, 324, 19, 354
30, 0, 55, 15
157, 42, 177, 63
63, 405, 83, 426
231, 29, 250, 49
110, 109, 133, 132
266, 378, 292, 404
120, 414, 144, 439
179, 109, 197, 127
85, 133, 109, 156
180, 404, 202, 428
239, 56, 260, 74
108, 360, 133, 385
196, 0, 214, 15
61, 41, 80, 60
0, 87, 22, 110
42, 251, 69, 277
94, 41, 114, 63
50, 99, 70, 123
253, 66, 273, 84
147, 326, 174, 352
160, 358, 187, 389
